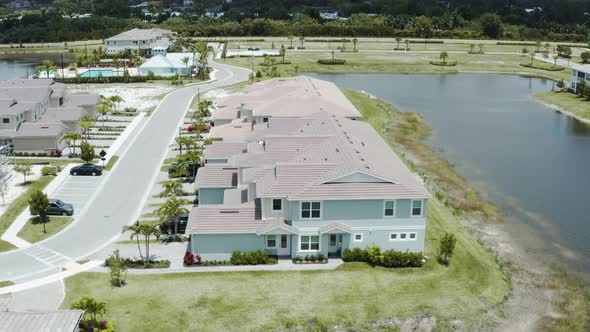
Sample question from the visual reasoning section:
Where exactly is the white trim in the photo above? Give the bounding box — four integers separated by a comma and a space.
256, 224, 299, 235
383, 200, 396, 218
299, 201, 322, 220
411, 199, 424, 218
322, 169, 398, 185
297, 225, 426, 232
271, 198, 283, 212
353, 233, 363, 242
298, 234, 321, 252
389, 232, 418, 241
265, 234, 277, 249
319, 225, 353, 234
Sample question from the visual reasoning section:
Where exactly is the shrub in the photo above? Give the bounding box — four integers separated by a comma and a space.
429, 60, 457, 66
183, 252, 202, 266
317, 59, 346, 65
41, 166, 58, 176
230, 250, 275, 265
437, 233, 457, 265
342, 246, 423, 268
50, 148, 62, 157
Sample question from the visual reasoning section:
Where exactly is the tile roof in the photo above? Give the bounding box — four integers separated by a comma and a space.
195, 165, 237, 188
187, 201, 263, 234
106, 28, 171, 41
0, 310, 83, 332
14, 122, 67, 138
63, 95, 100, 107
203, 142, 246, 160
39, 107, 84, 123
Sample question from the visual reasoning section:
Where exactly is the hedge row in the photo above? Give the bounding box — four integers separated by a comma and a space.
343, 246, 424, 268
317, 59, 347, 65
229, 250, 277, 265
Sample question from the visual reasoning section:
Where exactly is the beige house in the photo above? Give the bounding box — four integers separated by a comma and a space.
0, 79, 99, 153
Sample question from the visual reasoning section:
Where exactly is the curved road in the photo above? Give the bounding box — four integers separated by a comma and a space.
0, 60, 250, 282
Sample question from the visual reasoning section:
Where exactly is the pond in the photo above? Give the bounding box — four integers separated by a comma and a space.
0, 53, 74, 80
306, 73, 590, 274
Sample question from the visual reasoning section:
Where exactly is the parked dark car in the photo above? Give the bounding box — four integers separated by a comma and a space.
168, 162, 199, 178
247, 47, 260, 51
70, 164, 102, 176
48, 199, 74, 216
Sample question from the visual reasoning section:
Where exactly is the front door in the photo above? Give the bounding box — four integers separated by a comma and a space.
277, 234, 290, 256
328, 234, 342, 254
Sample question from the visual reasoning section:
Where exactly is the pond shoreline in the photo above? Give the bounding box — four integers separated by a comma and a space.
532, 96, 590, 125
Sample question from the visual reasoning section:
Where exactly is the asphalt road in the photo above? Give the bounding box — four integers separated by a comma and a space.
0, 60, 250, 282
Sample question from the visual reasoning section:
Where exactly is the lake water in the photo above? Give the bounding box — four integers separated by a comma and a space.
307, 73, 590, 274
0, 53, 73, 80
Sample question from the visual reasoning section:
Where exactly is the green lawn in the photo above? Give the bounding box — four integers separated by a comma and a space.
534, 91, 590, 120
223, 50, 571, 82
0, 176, 53, 253
62, 200, 508, 331
0, 281, 14, 287
103, 156, 120, 171
17, 216, 74, 244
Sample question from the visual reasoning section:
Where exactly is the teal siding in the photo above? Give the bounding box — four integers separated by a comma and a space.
347, 229, 425, 253
395, 199, 411, 218
323, 200, 383, 220
191, 234, 265, 260
198, 188, 226, 205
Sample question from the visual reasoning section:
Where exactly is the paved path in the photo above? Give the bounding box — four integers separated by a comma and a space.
0, 60, 250, 283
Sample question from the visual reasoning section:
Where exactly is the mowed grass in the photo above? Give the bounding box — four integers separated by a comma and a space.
223, 50, 571, 81
62, 200, 508, 331
0, 176, 53, 253
534, 91, 590, 120
17, 216, 74, 244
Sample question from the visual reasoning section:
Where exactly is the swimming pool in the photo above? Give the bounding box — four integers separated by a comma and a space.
79, 69, 123, 78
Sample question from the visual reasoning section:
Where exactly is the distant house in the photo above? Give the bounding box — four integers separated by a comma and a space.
570, 64, 590, 94
139, 53, 194, 77
0, 79, 99, 153
105, 28, 173, 55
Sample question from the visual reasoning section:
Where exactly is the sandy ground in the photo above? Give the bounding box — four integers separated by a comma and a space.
0, 165, 42, 214
68, 83, 176, 112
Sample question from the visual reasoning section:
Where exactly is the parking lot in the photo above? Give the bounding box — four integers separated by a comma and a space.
49, 175, 103, 217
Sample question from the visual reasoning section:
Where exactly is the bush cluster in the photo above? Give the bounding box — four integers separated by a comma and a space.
429, 60, 458, 66
14, 151, 61, 157
292, 253, 325, 263
519, 63, 564, 71
230, 250, 277, 265
104, 257, 170, 269
41, 166, 58, 176
317, 59, 347, 65
342, 246, 424, 268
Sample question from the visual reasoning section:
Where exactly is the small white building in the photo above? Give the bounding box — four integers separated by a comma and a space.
570, 64, 590, 93
105, 28, 172, 55
139, 53, 195, 77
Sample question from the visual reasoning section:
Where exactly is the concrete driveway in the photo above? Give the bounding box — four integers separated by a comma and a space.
0, 59, 251, 284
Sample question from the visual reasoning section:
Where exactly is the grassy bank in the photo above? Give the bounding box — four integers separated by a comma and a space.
0, 175, 53, 253
17, 216, 74, 244
534, 91, 590, 121
62, 199, 509, 331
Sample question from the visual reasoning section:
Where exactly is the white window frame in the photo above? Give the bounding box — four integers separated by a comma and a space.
353, 233, 363, 242
265, 235, 277, 249
272, 198, 282, 212
383, 200, 396, 217
300, 201, 322, 220
411, 199, 424, 217
299, 235, 320, 252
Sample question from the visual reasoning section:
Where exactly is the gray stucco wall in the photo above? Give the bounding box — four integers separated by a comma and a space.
14, 137, 63, 153
198, 188, 226, 205
191, 233, 265, 261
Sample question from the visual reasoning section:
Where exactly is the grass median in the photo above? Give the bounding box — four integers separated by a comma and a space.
17, 216, 74, 244
534, 91, 590, 121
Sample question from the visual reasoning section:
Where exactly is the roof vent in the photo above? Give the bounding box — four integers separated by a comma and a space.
324, 157, 328, 161
365, 165, 371, 170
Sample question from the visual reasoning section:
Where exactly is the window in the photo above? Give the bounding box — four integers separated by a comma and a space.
280, 235, 288, 249
411, 200, 423, 217
2, 118, 8, 124
300, 235, 319, 251
272, 199, 282, 211
301, 201, 321, 219
263, 117, 269, 123
353, 233, 363, 242
384, 200, 395, 217
329, 234, 337, 246
265, 235, 276, 248
390, 232, 417, 241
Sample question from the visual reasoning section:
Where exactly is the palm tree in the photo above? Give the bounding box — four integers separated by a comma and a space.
469, 44, 475, 53
198, 99, 213, 117
478, 44, 484, 54
71, 297, 106, 323
109, 95, 124, 114
395, 37, 402, 50
79, 120, 94, 140
139, 223, 160, 264
96, 101, 111, 128
288, 35, 295, 48
176, 136, 194, 156
544, 43, 551, 52
181, 56, 190, 77
122, 221, 144, 262
299, 36, 305, 48
36, 60, 57, 78
293, 64, 300, 73
61, 132, 83, 155
168, 162, 188, 179
530, 51, 536, 65
440, 51, 449, 65
160, 181, 184, 197
157, 196, 190, 235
